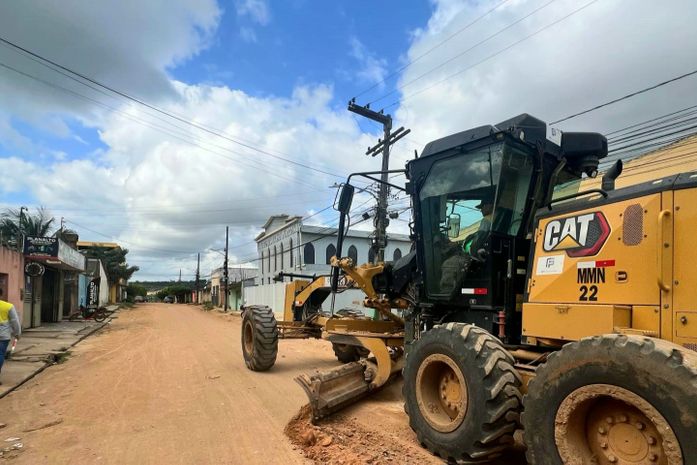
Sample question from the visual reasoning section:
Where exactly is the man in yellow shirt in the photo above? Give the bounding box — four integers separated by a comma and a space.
0, 288, 21, 385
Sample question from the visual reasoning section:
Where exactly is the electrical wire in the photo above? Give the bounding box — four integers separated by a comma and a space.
0, 36, 345, 179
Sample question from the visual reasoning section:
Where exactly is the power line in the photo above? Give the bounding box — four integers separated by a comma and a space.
381, 0, 599, 110
550, 68, 697, 125
0, 61, 329, 190
353, 0, 511, 100
0, 36, 344, 179
368, 0, 559, 106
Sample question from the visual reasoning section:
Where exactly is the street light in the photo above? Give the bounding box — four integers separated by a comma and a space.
17, 206, 27, 251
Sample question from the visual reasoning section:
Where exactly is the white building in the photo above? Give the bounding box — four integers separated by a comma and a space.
255, 214, 412, 285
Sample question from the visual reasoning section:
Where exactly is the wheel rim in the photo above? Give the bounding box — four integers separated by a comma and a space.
555, 384, 683, 465
243, 320, 254, 355
415, 353, 468, 433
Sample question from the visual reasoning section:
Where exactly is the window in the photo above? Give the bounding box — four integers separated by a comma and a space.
261, 250, 264, 274
273, 245, 277, 271
393, 248, 402, 261
304, 243, 315, 265
289, 238, 294, 267
368, 247, 376, 264
280, 243, 284, 270
326, 244, 336, 264
267, 248, 271, 273
348, 245, 358, 263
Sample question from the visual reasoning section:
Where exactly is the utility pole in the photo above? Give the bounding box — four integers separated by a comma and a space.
195, 252, 200, 304
223, 226, 229, 312
348, 99, 410, 263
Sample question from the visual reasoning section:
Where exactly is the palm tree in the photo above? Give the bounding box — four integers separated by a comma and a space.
0, 207, 56, 249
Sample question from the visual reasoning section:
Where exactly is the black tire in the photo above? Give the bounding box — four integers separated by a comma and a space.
94, 308, 108, 322
241, 305, 278, 371
523, 335, 697, 465
331, 343, 370, 363
403, 323, 522, 462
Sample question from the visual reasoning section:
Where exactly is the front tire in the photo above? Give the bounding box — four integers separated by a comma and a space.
241, 305, 278, 371
403, 323, 522, 462
331, 343, 370, 363
94, 308, 108, 322
523, 335, 697, 465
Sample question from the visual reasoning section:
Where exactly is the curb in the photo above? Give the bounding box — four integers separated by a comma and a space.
0, 312, 117, 400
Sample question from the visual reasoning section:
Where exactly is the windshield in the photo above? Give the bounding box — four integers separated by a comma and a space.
418, 142, 533, 297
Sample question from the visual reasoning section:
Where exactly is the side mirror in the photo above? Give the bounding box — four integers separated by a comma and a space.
447, 213, 461, 238
336, 184, 355, 214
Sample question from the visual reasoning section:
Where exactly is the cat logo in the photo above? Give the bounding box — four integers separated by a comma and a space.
542, 212, 610, 257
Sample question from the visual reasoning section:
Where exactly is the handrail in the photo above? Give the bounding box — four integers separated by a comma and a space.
657, 209, 671, 292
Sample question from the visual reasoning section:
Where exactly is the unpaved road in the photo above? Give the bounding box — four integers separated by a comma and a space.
0, 304, 525, 465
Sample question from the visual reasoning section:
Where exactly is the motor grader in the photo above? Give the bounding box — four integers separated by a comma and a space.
241, 114, 697, 465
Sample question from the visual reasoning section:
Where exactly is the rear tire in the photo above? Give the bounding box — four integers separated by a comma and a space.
523, 335, 697, 465
241, 305, 278, 371
331, 343, 370, 363
94, 308, 108, 322
403, 323, 522, 462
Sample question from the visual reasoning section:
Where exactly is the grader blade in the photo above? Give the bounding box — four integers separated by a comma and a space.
295, 361, 371, 420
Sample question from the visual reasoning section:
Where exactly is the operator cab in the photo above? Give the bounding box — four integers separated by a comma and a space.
406, 114, 607, 341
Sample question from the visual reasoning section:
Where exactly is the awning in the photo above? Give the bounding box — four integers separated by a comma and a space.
24, 236, 86, 272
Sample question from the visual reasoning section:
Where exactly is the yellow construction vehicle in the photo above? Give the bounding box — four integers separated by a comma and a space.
242, 114, 697, 465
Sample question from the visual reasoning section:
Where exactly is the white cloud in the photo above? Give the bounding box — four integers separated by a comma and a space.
236, 0, 271, 26
240, 27, 258, 43
349, 37, 388, 88
389, 0, 697, 149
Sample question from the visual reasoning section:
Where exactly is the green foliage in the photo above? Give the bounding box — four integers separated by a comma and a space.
127, 283, 147, 298
0, 207, 55, 247
82, 246, 140, 287
202, 301, 214, 311
156, 283, 192, 301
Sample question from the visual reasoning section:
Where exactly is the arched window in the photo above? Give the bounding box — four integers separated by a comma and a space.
393, 248, 402, 261
280, 243, 284, 270
304, 243, 315, 265
348, 245, 358, 263
289, 238, 294, 267
326, 244, 336, 264
273, 245, 277, 271
368, 247, 376, 264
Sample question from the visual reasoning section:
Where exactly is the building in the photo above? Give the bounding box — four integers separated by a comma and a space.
0, 244, 24, 324
208, 266, 258, 310
76, 241, 128, 303
255, 214, 412, 285
23, 235, 86, 327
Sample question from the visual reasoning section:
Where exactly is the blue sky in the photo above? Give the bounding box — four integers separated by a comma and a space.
172, 1, 432, 104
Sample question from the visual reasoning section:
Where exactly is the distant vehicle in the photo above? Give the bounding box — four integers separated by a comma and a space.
163, 296, 174, 303
134, 296, 144, 303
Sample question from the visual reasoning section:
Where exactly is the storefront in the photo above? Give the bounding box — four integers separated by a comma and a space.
23, 236, 86, 327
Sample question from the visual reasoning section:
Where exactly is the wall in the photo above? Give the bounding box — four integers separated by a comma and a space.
243, 282, 370, 319
0, 245, 24, 322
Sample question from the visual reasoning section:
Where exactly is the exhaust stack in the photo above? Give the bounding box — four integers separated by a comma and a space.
602, 160, 623, 191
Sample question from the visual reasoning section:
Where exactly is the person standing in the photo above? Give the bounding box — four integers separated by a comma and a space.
0, 288, 21, 385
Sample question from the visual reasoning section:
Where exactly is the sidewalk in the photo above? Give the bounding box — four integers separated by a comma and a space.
0, 305, 119, 398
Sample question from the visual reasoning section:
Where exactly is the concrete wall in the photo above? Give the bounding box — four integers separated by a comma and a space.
0, 245, 24, 322
243, 283, 369, 319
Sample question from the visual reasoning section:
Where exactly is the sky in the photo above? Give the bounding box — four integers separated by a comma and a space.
0, 0, 696, 281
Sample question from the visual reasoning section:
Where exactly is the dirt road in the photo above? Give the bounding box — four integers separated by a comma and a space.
0, 304, 472, 465
0, 304, 333, 464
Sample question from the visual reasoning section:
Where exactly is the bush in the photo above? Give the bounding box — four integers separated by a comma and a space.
202, 301, 214, 311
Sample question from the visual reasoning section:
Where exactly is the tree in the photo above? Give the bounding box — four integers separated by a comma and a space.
0, 207, 55, 248
82, 246, 140, 287
156, 283, 191, 302
126, 283, 147, 299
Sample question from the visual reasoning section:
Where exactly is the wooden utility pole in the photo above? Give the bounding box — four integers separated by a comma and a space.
223, 226, 229, 312
347, 99, 410, 263
195, 252, 200, 304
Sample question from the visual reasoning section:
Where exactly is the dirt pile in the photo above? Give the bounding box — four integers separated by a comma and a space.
285, 405, 433, 465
